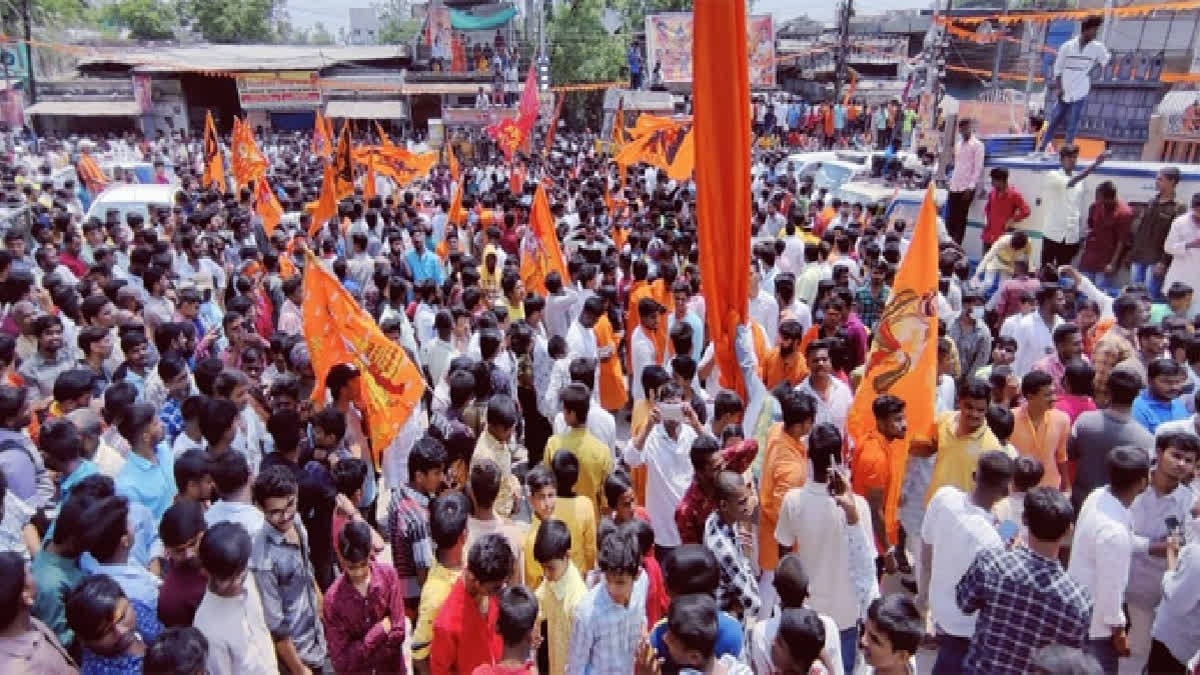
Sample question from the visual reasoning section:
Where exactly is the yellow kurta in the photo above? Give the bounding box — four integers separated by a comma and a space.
410, 562, 462, 660
536, 562, 588, 675
542, 428, 613, 520
525, 497, 597, 590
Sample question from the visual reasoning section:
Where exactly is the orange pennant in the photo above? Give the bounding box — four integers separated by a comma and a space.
201, 110, 225, 192
312, 110, 332, 158
694, 0, 751, 396
332, 120, 355, 198
847, 184, 940, 544
519, 183, 569, 297
301, 251, 425, 467
254, 177, 283, 236
308, 165, 339, 238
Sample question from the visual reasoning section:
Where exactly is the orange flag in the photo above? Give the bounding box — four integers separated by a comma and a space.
846, 184, 939, 543
363, 155, 377, 201
312, 110, 332, 158
694, 0, 751, 396
612, 97, 627, 148
447, 146, 460, 185
447, 180, 465, 226
332, 120, 355, 197
230, 118, 267, 190
77, 152, 108, 196
613, 114, 695, 181
374, 120, 393, 148
254, 177, 283, 236
520, 183, 569, 297
301, 251, 425, 467
201, 111, 224, 192
509, 165, 524, 196
308, 165, 339, 238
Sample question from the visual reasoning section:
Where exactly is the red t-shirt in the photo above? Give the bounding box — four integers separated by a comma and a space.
983, 187, 1031, 245
431, 578, 503, 674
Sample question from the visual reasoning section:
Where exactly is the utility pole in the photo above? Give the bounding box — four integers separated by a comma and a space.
834, 0, 852, 100
22, 0, 33, 104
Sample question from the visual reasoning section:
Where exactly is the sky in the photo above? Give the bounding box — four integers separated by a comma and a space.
286, 0, 931, 31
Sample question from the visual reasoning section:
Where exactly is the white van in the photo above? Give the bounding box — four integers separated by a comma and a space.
962, 157, 1200, 264
85, 184, 182, 225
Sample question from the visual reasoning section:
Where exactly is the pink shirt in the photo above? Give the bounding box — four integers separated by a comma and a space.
1055, 394, 1097, 425
948, 135, 985, 193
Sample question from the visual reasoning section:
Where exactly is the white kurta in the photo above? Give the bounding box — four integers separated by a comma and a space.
1164, 212, 1200, 315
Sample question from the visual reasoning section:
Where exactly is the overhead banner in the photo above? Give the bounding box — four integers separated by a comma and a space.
646, 13, 776, 88
236, 71, 321, 110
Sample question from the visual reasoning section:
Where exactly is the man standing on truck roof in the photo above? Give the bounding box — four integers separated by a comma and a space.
946, 118, 985, 246
1038, 16, 1110, 152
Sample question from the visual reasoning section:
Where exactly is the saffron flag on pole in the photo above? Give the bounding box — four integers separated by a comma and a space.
543, 93, 564, 157
519, 182, 569, 297
254, 176, 283, 236
332, 120, 355, 198
301, 251, 425, 468
612, 97, 627, 148
846, 183, 939, 543
311, 109, 332, 158
447, 145, 460, 185
613, 114, 695, 182
363, 155, 377, 201
515, 63, 540, 134
694, 0, 752, 396
230, 118, 267, 190
374, 120, 393, 148
201, 110, 224, 191
308, 164, 339, 238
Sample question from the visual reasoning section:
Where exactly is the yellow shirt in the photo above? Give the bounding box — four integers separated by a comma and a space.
411, 561, 462, 660
525, 497, 598, 590
473, 430, 516, 518
542, 428, 614, 519
536, 561, 588, 675
923, 411, 1004, 505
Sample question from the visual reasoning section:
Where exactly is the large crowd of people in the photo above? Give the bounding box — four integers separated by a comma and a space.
0, 92, 1197, 675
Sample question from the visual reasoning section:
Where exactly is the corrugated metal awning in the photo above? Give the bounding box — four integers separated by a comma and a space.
325, 100, 407, 119
26, 100, 142, 117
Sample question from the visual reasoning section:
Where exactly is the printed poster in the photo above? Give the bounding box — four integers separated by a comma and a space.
646, 13, 776, 88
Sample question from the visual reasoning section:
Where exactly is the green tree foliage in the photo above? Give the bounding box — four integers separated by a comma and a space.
98, 0, 177, 40
181, 0, 280, 43
376, 0, 420, 44
309, 22, 335, 45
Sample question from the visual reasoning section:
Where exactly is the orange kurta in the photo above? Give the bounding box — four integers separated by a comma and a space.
594, 314, 628, 412
851, 429, 908, 547
630, 398, 652, 505
760, 348, 809, 390
759, 423, 808, 571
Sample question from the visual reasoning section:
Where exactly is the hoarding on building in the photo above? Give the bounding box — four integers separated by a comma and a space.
236, 71, 322, 110
645, 13, 776, 88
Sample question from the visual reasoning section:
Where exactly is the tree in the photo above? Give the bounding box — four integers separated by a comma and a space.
309, 22, 334, 45
615, 0, 692, 36
375, 0, 420, 44
180, 0, 280, 43
99, 0, 177, 40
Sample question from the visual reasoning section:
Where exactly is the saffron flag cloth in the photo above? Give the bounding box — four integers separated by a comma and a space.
374, 120, 393, 148
363, 155, 377, 201
519, 182, 569, 297
613, 114, 696, 182
301, 251, 425, 468
612, 97, 628, 148
311, 110, 332, 158
695, 0, 752, 396
254, 176, 283, 236
487, 118, 525, 162
487, 64, 541, 161
447, 145, 460, 185
308, 164, 339, 238
368, 147, 438, 187
516, 63, 540, 133
846, 183, 939, 544
77, 152, 107, 196
201, 111, 225, 192
230, 118, 267, 190
332, 120, 356, 198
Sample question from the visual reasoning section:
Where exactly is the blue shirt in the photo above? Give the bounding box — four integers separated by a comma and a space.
1132, 391, 1189, 434
115, 441, 176, 522
833, 104, 847, 130
649, 610, 743, 673
79, 598, 162, 675
667, 310, 706, 363
91, 562, 162, 611
405, 248, 445, 285
60, 459, 99, 496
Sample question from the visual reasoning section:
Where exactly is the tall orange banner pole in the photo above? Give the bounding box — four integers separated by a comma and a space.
694, 0, 752, 397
